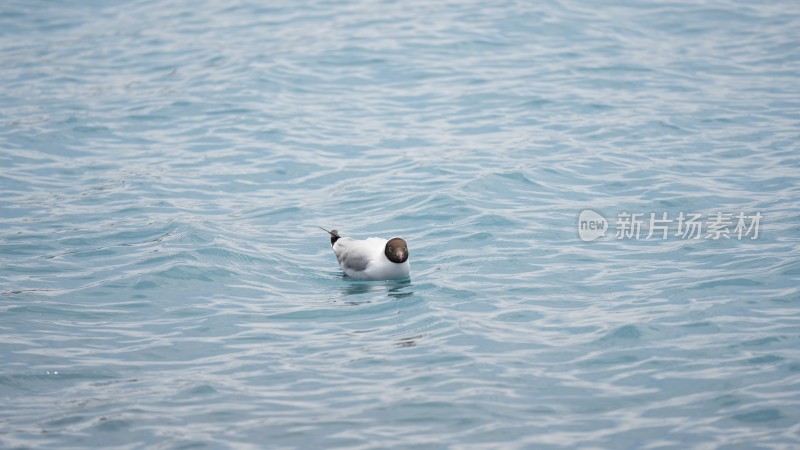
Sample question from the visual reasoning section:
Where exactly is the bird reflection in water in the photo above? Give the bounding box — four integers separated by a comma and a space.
335, 279, 420, 347
339, 278, 413, 304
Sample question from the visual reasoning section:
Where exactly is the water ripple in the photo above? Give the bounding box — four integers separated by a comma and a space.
2, 0, 800, 448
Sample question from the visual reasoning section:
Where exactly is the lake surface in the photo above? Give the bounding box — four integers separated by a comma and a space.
2, 0, 800, 448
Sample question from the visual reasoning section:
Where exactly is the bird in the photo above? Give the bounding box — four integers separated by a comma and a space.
319, 227, 410, 280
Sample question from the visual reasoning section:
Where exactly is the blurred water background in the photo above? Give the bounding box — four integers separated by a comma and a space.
1, 0, 800, 448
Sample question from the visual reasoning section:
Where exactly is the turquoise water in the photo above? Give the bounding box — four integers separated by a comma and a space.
2, 0, 800, 447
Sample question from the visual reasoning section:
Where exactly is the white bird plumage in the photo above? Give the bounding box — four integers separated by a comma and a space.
320, 228, 410, 280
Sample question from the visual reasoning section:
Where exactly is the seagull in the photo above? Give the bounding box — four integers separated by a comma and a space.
319, 227, 410, 280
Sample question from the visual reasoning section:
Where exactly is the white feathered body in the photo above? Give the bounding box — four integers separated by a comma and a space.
333, 237, 410, 280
